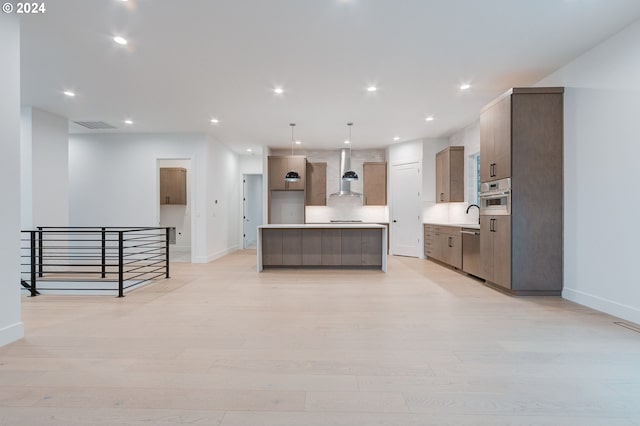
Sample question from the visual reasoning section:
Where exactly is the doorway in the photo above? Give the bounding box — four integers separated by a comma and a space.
243, 174, 263, 249
390, 162, 421, 257
158, 159, 192, 262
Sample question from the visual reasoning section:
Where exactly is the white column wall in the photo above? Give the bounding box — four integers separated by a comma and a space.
0, 14, 24, 346
204, 135, 240, 262
69, 133, 208, 260
536, 19, 640, 324
20, 107, 69, 229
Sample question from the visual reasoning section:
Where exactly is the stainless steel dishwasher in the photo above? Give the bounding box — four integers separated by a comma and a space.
461, 228, 482, 278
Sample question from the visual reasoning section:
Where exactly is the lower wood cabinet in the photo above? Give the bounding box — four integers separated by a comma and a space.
262, 228, 382, 267
480, 216, 511, 290
424, 224, 462, 269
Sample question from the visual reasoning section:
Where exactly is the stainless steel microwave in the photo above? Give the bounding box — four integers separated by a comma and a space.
480, 178, 511, 216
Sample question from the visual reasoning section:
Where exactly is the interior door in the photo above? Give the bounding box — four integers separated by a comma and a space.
390, 162, 421, 257
243, 174, 263, 249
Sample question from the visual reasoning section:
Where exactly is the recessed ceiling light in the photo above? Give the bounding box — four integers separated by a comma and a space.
295, 140, 302, 145
246, 148, 252, 152
124, 119, 133, 125
425, 116, 435, 122
460, 83, 471, 90
113, 36, 128, 45
63, 91, 75, 97
367, 86, 377, 92
344, 140, 350, 144
274, 87, 284, 94
210, 118, 219, 124
393, 136, 400, 141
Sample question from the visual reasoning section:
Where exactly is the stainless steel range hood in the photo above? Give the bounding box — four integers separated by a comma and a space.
330, 148, 361, 198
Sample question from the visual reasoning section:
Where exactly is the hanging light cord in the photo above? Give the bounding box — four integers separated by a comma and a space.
290, 123, 295, 155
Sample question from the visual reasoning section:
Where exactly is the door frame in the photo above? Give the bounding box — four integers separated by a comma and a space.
389, 161, 422, 258
155, 156, 196, 262
242, 173, 263, 249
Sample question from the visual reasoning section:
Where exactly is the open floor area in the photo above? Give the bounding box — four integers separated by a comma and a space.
1, 251, 640, 425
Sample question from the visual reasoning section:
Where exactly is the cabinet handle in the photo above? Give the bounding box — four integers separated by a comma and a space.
440, 193, 444, 201
448, 236, 453, 247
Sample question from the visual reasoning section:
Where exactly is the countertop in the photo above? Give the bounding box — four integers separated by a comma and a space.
260, 223, 387, 229
424, 222, 480, 230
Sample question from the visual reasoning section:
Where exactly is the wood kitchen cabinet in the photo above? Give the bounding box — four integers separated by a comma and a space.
435, 147, 464, 203
306, 162, 327, 206
160, 167, 187, 205
363, 162, 387, 205
424, 224, 461, 269
480, 216, 511, 290
268, 156, 306, 191
479, 87, 564, 295
480, 96, 511, 182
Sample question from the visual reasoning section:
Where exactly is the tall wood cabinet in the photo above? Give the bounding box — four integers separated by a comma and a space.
160, 167, 187, 205
479, 87, 564, 295
268, 156, 306, 191
306, 162, 327, 206
435, 146, 464, 203
363, 162, 387, 205
268, 155, 307, 224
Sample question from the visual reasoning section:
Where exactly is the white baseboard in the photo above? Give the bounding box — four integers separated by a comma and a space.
0, 321, 24, 347
192, 245, 239, 263
563, 287, 640, 325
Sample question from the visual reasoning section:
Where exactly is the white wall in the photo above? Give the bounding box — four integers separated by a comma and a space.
69, 133, 240, 263
159, 159, 191, 250
0, 14, 23, 346
535, 19, 640, 324
205, 135, 241, 262
239, 154, 263, 175
20, 107, 69, 229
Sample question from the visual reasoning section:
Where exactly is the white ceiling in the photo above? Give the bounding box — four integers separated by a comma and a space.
20, 0, 640, 153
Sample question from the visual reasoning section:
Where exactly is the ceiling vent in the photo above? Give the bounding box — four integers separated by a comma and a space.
73, 121, 117, 130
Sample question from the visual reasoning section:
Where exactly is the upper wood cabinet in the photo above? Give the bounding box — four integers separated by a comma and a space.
160, 167, 187, 205
268, 156, 306, 191
363, 162, 387, 205
480, 95, 512, 182
435, 146, 464, 203
306, 162, 327, 206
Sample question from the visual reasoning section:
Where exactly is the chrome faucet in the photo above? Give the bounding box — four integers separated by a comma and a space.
466, 204, 480, 224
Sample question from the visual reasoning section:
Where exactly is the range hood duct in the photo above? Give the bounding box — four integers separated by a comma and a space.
330, 148, 362, 198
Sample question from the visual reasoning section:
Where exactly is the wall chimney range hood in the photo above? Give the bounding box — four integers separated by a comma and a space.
330, 148, 362, 198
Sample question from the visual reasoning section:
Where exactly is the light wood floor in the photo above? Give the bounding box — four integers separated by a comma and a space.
1, 250, 639, 425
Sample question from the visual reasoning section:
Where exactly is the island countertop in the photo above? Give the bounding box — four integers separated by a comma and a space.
258, 224, 387, 272
259, 223, 387, 230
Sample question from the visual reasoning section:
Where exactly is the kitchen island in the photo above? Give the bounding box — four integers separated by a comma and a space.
257, 224, 387, 272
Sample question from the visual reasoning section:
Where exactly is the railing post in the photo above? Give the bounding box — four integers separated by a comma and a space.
30, 231, 38, 297
165, 227, 170, 278
118, 230, 124, 298
37, 226, 43, 278
101, 227, 106, 278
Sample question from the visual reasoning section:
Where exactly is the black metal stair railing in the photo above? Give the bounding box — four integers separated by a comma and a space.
20, 227, 170, 297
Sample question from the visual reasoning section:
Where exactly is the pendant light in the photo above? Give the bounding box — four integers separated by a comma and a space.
342, 122, 358, 181
284, 123, 301, 182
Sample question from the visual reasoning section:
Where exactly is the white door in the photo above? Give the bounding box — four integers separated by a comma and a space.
243, 174, 263, 249
390, 162, 421, 257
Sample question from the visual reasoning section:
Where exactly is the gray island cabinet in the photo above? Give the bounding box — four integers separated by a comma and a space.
257, 224, 387, 272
